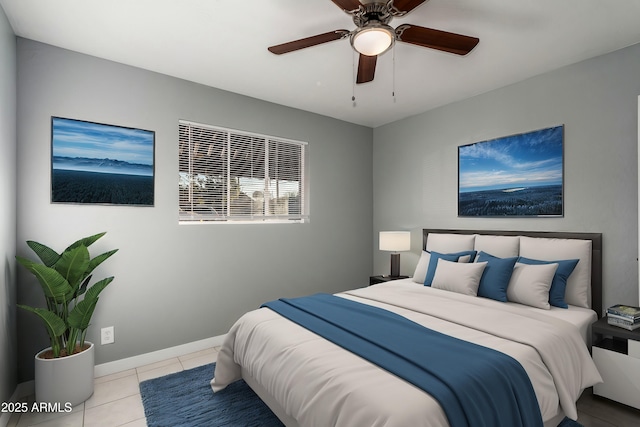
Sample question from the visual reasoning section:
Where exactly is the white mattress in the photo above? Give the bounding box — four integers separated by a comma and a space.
212, 279, 602, 427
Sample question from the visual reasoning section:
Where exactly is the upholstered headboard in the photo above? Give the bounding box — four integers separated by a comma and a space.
422, 229, 603, 317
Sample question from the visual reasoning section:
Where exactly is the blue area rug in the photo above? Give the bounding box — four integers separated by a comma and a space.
140, 362, 585, 427
140, 363, 283, 427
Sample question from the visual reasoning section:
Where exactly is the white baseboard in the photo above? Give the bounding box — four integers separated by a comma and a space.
93, 334, 226, 377
8, 334, 227, 409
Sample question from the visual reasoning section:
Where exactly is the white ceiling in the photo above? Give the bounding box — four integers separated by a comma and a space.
2, 0, 640, 128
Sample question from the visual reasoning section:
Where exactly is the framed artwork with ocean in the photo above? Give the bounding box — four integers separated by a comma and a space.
51, 117, 155, 206
458, 125, 564, 217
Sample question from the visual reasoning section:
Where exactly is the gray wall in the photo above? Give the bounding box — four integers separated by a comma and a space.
16, 38, 373, 382
373, 42, 640, 313
0, 4, 17, 407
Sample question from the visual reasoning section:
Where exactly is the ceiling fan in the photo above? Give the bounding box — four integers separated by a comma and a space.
268, 0, 479, 84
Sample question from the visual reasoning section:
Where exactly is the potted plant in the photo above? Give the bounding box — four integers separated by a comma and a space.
17, 232, 118, 406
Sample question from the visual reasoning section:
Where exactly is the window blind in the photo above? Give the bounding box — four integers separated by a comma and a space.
179, 120, 307, 223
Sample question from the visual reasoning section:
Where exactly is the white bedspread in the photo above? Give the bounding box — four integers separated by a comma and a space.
211, 281, 602, 427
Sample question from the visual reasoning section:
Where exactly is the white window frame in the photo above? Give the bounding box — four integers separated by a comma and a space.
179, 120, 308, 224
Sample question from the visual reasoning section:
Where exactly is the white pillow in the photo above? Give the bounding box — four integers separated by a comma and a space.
412, 251, 432, 283
431, 259, 487, 296
426, 233, 475, 253
412, 250, 476, 283
507, 262, 558, 309
474, 235, 520, 258
519, 236, 591, 308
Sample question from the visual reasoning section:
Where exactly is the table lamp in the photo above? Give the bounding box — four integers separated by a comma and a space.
379, 231, 411, 277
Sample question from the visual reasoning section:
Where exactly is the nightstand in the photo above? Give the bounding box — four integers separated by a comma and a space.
591, 316, 640, 409
369, 275, 409, 286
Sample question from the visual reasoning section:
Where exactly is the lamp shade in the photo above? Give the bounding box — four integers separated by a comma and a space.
379, 231, 411, 252
351, 23, 395, 56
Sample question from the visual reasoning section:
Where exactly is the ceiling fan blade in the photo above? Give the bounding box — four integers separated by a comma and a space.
268, 30, 350, 55
330, 0, 362, 13
356, 54, 377, 84
396, 24, 479, 55
389, 0, 429, 14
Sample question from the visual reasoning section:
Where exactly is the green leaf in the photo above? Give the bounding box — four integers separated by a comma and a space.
25, 241, 60, 267
55, 245, 90, 290
18, 305, 66, 337
17, 260, 72, 304
18, 305, 66, 357
15, 255, 34, 269
86, 249, 119, 277
85, 277, 114, 301
67, 298, 98, 331
64, 232, 106, 252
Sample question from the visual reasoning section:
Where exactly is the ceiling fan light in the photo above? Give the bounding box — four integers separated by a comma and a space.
351, 25, 395, 56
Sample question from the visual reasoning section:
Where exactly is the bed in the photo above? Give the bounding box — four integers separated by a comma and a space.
211, 229, 604, 427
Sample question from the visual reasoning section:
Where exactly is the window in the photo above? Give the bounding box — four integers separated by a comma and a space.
179, 120, 307, 223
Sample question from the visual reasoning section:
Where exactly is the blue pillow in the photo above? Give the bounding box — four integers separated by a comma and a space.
476, 251, 518, 302
424, 252, 463, 286
517, 257, 579, 309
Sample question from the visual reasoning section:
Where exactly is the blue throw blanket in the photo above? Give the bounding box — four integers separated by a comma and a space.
262, 293, 543, 427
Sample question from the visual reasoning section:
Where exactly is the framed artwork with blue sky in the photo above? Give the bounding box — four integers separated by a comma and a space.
51, 117, 155, 206
458, 125, 564, 217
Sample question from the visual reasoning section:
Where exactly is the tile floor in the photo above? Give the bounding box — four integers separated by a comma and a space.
7, 347, 220, 427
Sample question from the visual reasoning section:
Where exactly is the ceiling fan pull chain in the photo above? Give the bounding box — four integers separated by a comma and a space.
352, 50, 356, 103
392, 46, 396, 102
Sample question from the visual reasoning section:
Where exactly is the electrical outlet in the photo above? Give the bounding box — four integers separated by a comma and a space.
101, 326, 114, 345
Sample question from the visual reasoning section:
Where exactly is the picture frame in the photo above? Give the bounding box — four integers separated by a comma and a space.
51, 117, 155, 206
458, 125, 564, 217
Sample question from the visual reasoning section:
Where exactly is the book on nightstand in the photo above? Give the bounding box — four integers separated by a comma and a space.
607, 304, 640, 321
607, 312, 640, 331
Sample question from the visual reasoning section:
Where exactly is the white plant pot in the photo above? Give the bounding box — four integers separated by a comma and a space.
34, 342, 95, 406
